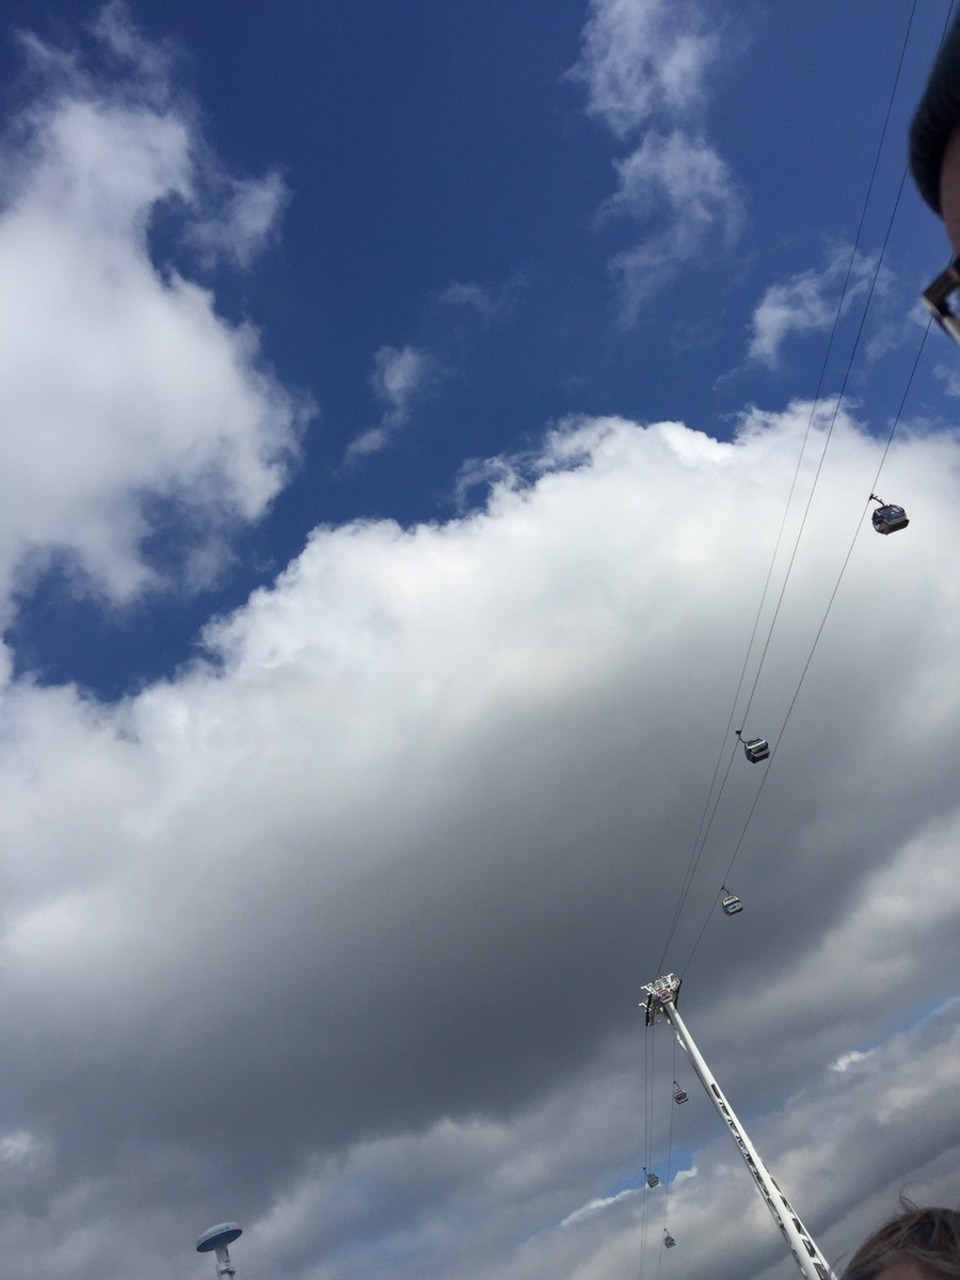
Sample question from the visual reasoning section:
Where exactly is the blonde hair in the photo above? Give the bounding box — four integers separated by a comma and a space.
843, 1205, 960, 1280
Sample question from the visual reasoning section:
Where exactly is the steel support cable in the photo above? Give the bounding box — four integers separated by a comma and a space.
636, 1026, 675, 1280
637, 1027, 656, 1276
647, 1028, 658, 1183
657, 363, 879, 970
736, 167, 912, 740
636, 1057, 650, 1279
736, 0, 920, 735
674, 0, 949, 984
656, 1114, 676, 1280
636, 11, 929, 1258
655, 739, 739, 972
664, 198, 925, 974
665, 1037, 678, 1194
654, 398, 851, 972
870, 318, 933, 490
675, 501, 870, 975
665, 67, 922, 976
678, 320, 933, 976
635, 20, 934, 1267
652, 1024, 671, 1280
648, 0, 921, 977
646, 1027, 656, 1163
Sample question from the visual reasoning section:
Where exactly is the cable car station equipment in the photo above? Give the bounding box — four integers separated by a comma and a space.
641, 975, 836, 1280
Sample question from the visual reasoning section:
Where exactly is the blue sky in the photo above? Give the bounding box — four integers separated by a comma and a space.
0, 5, 960, 1280
2, 0, 951, 696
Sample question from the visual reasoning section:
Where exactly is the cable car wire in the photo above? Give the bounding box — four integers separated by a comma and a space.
678, 317, 934, 975
871, 319, 934, 489
652, 0, 922, 978
638, 6, 951, 1268
731, 0, 922, 742
650, 0, 926, 977
636, 1024, 658, 1276
635, 4, 933, 1260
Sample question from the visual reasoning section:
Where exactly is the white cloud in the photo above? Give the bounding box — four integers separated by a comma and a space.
570, 0, 743, 323
440, 281, 499, 314
933, 361, 960, 397
439, 274, 526, 322
829, 1049, 873, 1073
603, 130, 741, 237
372, 344, 431, 417
560, 1187, 639, 1228
569, 0, 718, 138
0, 4, 303, 620
603, 130, 743, 324
747, 246, 889, 369
0, 400, 959, 1275
187, 169, 289, 269
344, 344, 433, 463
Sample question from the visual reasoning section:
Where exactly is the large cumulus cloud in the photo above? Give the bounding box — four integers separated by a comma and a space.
0, 399, 958, 1277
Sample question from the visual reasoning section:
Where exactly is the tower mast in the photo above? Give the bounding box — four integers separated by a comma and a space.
642, 974, 836, 1280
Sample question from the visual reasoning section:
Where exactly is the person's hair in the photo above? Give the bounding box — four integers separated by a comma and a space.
843, 1204, 960, 1280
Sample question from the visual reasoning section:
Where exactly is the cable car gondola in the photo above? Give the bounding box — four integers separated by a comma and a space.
664, 1231, 676, 1249
673, 1080, 688, 1104
736, 729, 769, 763
869, 493, 909, 534
644, 1167, 660, 1188
720, 886, 743, 916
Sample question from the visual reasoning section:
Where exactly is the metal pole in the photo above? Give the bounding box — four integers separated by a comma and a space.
642, 975, 836, 1280
213, 1245, 236, 1279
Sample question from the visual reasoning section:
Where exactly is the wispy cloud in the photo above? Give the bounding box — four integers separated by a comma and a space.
569, 0, 741, 324
602, 130, 741, 237
569, 0, 718, 136
560, 1186, 639, 1228
747, 245, 888, 369
186, 169, 289, 269
344, 344, 433, 463
830, 1049, 874, 1073
933, 362, 960, 397
602, 129, 743, 324
439, 273, 526, 323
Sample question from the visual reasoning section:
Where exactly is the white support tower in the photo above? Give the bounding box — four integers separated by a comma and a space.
642, 974, 836, 1280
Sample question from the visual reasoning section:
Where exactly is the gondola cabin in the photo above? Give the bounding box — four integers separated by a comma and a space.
869, 494, 909, 534
721, 891, 743, 916
673, 1081, 688, 1104
645, 1169, 660, 1188
742, 736, 769, 763
664, 1232, 676, 1249
871, 503, 909, 534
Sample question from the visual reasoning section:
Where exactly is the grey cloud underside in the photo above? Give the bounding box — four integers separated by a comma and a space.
1, 406, 959, 1278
